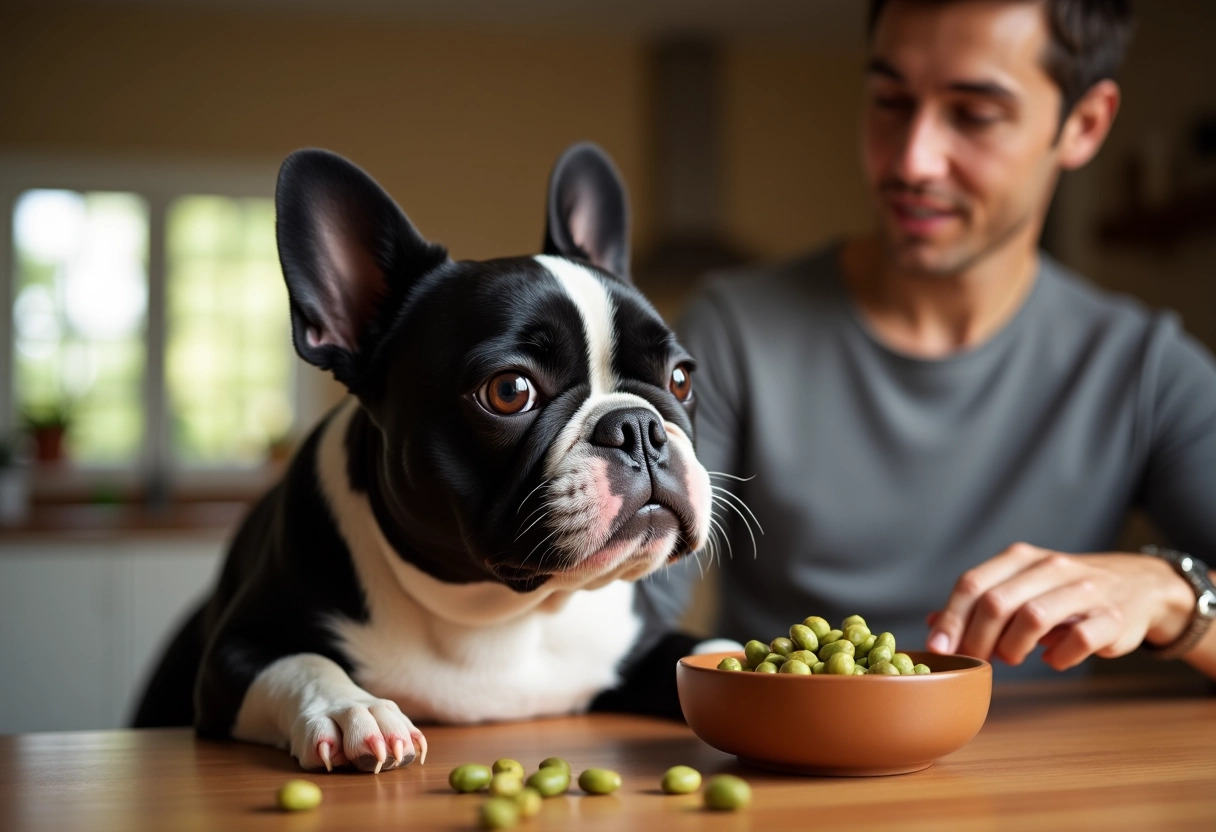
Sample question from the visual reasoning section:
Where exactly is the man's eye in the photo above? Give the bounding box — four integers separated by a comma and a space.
477, 372, 539, 415
955, 107, 1002, 127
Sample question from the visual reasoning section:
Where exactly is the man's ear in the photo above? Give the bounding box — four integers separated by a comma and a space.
542, 142, 631, 282
1058, 79, 1121, 171
275, 149, 449, 390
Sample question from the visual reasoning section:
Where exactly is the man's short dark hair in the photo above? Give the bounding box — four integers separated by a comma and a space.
867, 0, 1135, 121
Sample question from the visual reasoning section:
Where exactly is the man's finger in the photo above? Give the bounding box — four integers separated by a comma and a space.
1041, 610, 1121, 670
954, 555, 1087, 661
927, 542, 1050, 654
993, 580, 1093, 666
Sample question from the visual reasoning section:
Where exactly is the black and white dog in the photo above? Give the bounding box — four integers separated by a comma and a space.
133, 143, 723, 774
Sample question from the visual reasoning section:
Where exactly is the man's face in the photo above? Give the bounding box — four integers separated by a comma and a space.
862, 1, 1065, 277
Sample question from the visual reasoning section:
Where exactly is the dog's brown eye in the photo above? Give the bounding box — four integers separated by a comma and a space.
479, 372, 538, 415
669, 363, 693, 402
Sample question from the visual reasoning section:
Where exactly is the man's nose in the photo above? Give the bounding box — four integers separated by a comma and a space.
893, 110, 951, 184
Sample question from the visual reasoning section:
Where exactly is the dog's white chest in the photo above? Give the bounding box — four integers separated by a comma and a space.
332, 581, 640, 723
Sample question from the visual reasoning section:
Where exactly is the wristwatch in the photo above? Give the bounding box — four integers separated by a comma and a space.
1141, 545, 1216, 661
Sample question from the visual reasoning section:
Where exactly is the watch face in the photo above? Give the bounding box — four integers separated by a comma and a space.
1200, 591, 1215, 618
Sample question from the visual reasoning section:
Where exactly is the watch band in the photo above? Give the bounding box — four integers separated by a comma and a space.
1141, 546, 1216, 661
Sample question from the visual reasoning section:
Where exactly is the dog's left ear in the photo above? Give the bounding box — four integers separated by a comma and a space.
543, 142, 631, 282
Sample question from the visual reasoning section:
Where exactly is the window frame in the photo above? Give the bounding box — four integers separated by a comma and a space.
0, 152, 318, 502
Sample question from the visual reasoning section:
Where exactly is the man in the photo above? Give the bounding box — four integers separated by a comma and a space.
664, 0, 1216, 681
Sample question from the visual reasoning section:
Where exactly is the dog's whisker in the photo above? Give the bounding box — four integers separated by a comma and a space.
707, 515, 733, 563
514, 510, 552, 542
521, 528, 560, 567
711, 493, 759, 560
516, 478, 554, 515
710, 485, 765, 535
707, 471, 756, 483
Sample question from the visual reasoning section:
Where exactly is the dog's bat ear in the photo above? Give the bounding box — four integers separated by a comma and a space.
274, 149, 449, 389
543, 142, 631, 282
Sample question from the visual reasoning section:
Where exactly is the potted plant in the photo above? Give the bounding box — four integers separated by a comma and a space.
22, 403, 72, 464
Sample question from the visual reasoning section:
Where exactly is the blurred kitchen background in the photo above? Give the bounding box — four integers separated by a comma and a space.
2, 0, 1215, 734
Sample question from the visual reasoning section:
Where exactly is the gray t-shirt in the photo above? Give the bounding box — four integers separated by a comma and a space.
648, 244, 1216, 675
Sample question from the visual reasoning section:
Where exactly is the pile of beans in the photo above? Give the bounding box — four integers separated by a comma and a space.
718, 614, 932, 676
448, 759, 750, 828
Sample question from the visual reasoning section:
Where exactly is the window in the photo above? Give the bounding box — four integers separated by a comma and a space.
1, 156, 303, 500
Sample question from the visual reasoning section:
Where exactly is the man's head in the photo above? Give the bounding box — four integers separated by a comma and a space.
861, 0, 1133, 277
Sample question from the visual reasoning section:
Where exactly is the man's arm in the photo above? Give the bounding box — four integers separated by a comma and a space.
927, 315, 1216, 680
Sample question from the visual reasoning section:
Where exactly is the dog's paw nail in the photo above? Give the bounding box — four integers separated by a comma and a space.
411, 730, 428, 766
392, 738, 405, 766
318, 740, 334, 773
366, 735, 388, 774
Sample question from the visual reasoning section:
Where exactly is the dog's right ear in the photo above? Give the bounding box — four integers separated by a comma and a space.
275, 149, 449, 390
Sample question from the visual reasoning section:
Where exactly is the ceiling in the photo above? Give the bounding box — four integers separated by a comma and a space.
72, 0, 869, 41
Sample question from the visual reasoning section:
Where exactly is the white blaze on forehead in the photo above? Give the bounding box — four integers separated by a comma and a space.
535, 254, 616, 396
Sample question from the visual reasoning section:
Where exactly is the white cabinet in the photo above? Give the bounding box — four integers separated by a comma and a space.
0, 538, 224, 734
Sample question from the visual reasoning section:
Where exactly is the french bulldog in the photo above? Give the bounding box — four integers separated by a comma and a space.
132, 142, 719, 773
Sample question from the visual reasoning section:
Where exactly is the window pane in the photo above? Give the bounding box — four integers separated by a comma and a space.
165, 196, 293, 466
12, 190, 148, 465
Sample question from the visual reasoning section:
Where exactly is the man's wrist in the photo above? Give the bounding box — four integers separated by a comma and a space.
1140, 546, 1216, 661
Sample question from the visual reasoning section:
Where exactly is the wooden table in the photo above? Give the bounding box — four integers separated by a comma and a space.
1, 676, 1213, 831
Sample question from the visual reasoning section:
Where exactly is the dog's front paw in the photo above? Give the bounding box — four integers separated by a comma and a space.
291, 698, 428, 774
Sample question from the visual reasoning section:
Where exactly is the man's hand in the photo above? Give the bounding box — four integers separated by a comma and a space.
925, 542, 1195, 670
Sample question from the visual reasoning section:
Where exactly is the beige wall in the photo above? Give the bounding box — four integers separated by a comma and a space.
0, 3, 651, 262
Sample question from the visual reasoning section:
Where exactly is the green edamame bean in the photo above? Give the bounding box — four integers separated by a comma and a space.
717, 657, 744, 671
869, 660, 900, 675
577, 768, 622, 795
818, 639, 855, 659
789, 624, 820, 652
661, 765, 702, 794
892, 653, 915, 675
779, 658, 812, 674
450, 763, 493, 793
841, 614, 867, 630
844, 624, 871, 648
479, 796, 520, 829
853, 665, 868, 675
754, 661, 778, 673
769, 637, 794, 656
493, 758, 525, 777
867, 645, 893, 666
489, 773, 523, 797
802, 616, 831, 640
276, 779, 322, 812
857, 656, 869, 668
825, 652, 855, 675
820, 628, 844, 645
526, 766, 569, 797
786, 649, 817, 666
744, 639, 771, 668
513, 787, 543, 818
764, 652, 787, 667
857, 634, 877, 657
538, 757, 571, 774
704, 774, 752, 811
875, 632, 897, 651
913, 663, 932, 675
811, 661, 826, 674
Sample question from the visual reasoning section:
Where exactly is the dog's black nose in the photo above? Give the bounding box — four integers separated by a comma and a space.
591, 408, 668, 466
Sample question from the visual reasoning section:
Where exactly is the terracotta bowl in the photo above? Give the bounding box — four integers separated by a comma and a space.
677, 650, 991, 776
